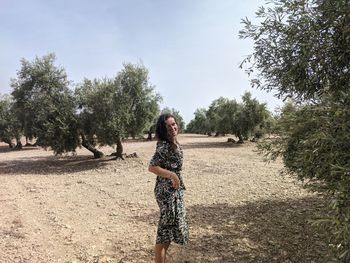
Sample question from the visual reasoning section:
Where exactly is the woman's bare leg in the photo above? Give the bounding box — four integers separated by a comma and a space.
155, 243, 170, 263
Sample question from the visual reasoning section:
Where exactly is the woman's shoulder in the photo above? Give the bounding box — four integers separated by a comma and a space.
157, 140, 171, 146
156, 140, 182, 155
156, 141, 171, 151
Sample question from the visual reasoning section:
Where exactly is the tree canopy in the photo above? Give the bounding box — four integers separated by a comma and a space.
240, 0, 350, 260
76, 62, 161, 158
11, 54, 79, 154
7, 54, 162, 158
185, 108, 210, 135
0, 95, 21, 148
186, 92, 272, 142
240, 0, 350, 102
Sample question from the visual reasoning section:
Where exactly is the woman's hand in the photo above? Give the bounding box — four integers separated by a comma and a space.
170, 173, 180, 190
148, 165, 180, 189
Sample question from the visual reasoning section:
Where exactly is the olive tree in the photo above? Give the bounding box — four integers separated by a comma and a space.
0, 95, 21, 148
11, 54, 79, 154
192, 93, 270, 141
240, 0, 350, 260
121, 64, 162, 140
76, 63, 161, 159
75, 78, 109, 158
238, 92, 271, 141
185, 108, 210, 134
205, 97, 236, 136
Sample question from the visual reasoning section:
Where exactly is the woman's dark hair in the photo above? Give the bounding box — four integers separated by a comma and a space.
155, 113, 178, 143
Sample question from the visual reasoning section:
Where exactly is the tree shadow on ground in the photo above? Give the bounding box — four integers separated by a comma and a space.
181, 141, 244, 150
136, 196, 330, 263
0, 155, 115, 176
180, 134, 213, 139
0, 145, 39, 153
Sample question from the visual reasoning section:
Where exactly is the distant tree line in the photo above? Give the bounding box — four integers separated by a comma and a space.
186, 92, 275, 143
240, 0, 350, 260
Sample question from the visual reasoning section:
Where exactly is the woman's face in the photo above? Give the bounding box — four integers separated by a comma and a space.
165, 117, 178, 140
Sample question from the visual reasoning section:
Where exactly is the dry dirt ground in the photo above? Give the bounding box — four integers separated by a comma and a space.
0, 134, 329, 263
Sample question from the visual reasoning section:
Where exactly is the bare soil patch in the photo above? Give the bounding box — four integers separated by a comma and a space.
0, 134, 328, 262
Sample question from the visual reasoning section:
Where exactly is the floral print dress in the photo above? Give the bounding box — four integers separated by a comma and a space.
149, 141, 189, 245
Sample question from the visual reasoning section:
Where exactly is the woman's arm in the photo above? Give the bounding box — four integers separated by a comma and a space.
148, 165, 180, 189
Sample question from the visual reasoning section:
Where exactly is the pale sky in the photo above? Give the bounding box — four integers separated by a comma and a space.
0, 0, 282, 124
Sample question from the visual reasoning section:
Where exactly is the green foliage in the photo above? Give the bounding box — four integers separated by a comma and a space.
260, 96, 350, 260
119, 63, 162, 139
185, 108, 210, 134
75, 77, 119, 145
11, 54, 79, 154
0, 95, 21, 146
7, 52, 162, 158
240, 0, 350, 101
241, 0, 350, 260
10, 55, 160, 157
187, 92, 271, 140
238, 92, 271, 140
206, 97, 236, 136
76, 62, 161, 147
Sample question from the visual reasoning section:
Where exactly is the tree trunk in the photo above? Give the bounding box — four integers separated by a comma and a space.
25, 136, 30, 146
80, 133, 104, 158
147, 130, 153, 140
2, 138, 15, 148
33, 137, 42, 147
237, 133, 244, 144
15, 138, 22, 150
114, 137, 124, 160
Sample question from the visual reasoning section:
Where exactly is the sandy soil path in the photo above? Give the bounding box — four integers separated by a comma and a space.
0, 134, 328, 262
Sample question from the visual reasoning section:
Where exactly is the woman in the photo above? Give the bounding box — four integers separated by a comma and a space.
148, 113, 189, 263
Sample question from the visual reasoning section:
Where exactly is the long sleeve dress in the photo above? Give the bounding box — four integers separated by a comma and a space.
149, 141, 189, 245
